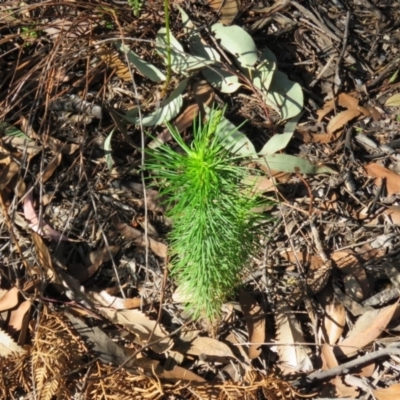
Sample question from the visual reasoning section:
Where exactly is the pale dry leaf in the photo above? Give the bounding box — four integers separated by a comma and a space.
275, 303, 313, 373
239, 290, 265, 359
323, 298, 346, 345
65, 312, 128, 366
242, 175, 276, 194
208, 0, 240, 25
185, 336, 237, 362
364, 163, 400, 196
0, 287, 20, 312
88, 290, 141, 309
373, 383, 400, 400
326, 109, 361, 135
40, 153, 62, 183
337, 303, 397, 356
0, 328, 26, 356
0, 161, 19, 191
385, 93, 400, 107
99, 308, 173, 353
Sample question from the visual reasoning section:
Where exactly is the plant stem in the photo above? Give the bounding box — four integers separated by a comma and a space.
162, 0, 172, 95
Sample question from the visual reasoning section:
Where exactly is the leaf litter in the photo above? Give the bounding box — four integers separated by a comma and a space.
1, 0, 400, 399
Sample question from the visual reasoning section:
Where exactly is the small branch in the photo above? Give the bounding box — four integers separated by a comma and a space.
293, 346, 400, 387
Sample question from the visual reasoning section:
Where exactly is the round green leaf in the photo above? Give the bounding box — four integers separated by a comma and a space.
211, 23, 258, 68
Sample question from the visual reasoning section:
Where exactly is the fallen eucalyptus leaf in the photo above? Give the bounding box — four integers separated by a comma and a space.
156, 28, 213, 74
385, 93, 400, 107
258, 154, 336, 174
115, 42, 166, 83
211, 23, 258, 68
267, 71, 303, 120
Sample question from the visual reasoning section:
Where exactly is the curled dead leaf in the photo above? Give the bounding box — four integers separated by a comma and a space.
336, 302, 398, 356
239, 290, 265, 359
364, 163, 400, 196
99, 308, 173, 353
112, 214, 167, 257
373, 383, 400, 400
208, 0, 240, 25
326, 109, 361, 135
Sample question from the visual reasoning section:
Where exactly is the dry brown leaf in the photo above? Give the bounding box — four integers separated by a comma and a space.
242, 175, 276, 194
295, 128, 338, 144
320, 343, 337, 370
327, 109, 361, 135
156, 365, 206, 383
382, 206, 400, 225
364, 163, 400, 196
40, 152, 62, 183
323, 298, 346, 345
149, 104, 200, 149
20, 116, 79, 155
317, 92, 360, 122
185, 336, 237, 362
332, 250, 370, 299
123, 182, 166, 213
337, 92, 359, 109
239, 290, 265, 359
8, 300, 31, 337
337, 302, 397, 356
0, 328, 26, 356
0, 160, 19, 191
0, 287, 20, 312
99, 308, 173, 353
31, 231, 60, 284
97, 47, 131, 81
373, 383, 400, 400
275, 303, 312, 373
208, 0, 240, 25
193, 80, 215, 115
112, 214, 167, 258
320, 344, 359, 398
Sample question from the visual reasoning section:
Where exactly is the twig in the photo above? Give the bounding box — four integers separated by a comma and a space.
334, 11, 351, 94
293, 346, 400, 387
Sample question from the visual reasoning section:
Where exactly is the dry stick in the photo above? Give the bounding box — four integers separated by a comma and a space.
293, 346, 400, 387
333, 10, 350, 94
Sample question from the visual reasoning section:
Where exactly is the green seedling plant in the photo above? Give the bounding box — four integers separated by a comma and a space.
147, 108, 266, 321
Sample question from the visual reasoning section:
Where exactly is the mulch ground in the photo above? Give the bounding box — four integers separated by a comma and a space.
1, 0, 400, 399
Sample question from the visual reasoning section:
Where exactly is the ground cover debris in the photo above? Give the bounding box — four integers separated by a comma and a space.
1, 0, 400, 399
